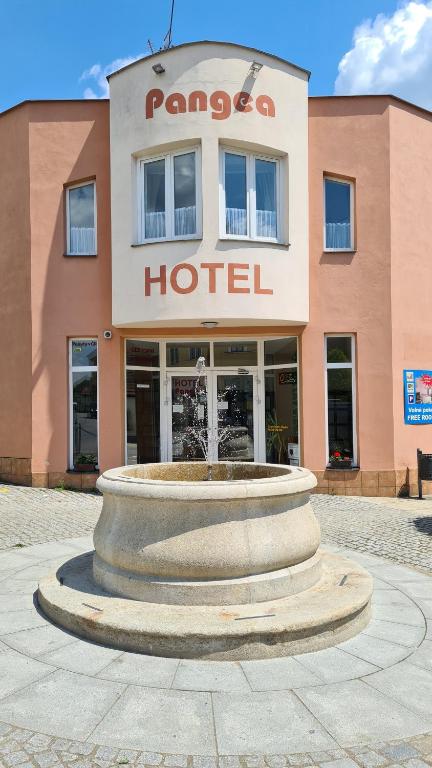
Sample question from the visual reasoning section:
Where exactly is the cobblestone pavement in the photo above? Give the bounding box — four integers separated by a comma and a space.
0, 486, 100, 550
0, 484, 430, 573
0, 721, 432, 768
312, 494, 432, 573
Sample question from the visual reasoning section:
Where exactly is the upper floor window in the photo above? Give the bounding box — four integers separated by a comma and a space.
221, 149, 279, 242
138, 148, 200, 243
66, 181, 96, 256
324, 177, 354, 251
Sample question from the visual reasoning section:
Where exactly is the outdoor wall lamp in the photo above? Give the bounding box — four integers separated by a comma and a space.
152, 63, 165, 75
249, 61, 263, 78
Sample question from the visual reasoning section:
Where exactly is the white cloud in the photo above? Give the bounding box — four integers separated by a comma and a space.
334, 1, 432, 109
80, 53, 145, 98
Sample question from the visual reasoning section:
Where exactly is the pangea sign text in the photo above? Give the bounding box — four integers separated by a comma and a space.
145, 89, 276, 121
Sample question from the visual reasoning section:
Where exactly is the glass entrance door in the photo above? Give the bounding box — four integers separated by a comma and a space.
168, 372, 256, 462
214, 374, 255, 461
169, 374, 210, 461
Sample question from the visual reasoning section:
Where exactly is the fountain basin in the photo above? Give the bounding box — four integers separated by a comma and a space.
93, 462, 321, 605
37, 461, 373, 659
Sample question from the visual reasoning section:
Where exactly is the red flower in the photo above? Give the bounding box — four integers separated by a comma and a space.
333, 451, 341, 458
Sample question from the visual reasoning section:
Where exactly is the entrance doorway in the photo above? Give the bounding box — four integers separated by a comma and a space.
168, 371, 256, 462
125, 337, 299, 466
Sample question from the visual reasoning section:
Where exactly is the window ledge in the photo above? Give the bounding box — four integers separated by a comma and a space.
325, 465, 360, 471
323, 249, 356, 254
218, 237, 289, 249
64, 253, 97, 258
67, 469, 99, 474
132, 236, 202, 247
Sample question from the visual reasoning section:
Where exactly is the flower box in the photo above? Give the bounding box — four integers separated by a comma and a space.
328, 460, 352, 470
74, 454, 97, 473
74, 464, 96, 473
328, 450, 352, 470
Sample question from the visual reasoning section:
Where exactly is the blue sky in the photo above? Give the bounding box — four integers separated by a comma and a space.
2, 0, 432, 112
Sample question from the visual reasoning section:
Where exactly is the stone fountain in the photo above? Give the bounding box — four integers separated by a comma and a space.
38, 458, 372, 660
38, 355, 372, 659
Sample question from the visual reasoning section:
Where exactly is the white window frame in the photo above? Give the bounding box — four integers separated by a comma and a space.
136, 147, 202, 244
324, 333, 357, 467
69, 338, 99, 470
261, 337, 300, 467
125, 340, 162, 466
219, 148, 281, 243
66, 181, 97, 256
323, 176, 355, 252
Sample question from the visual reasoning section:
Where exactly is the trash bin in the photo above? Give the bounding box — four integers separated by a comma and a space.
417, 449, 432, 499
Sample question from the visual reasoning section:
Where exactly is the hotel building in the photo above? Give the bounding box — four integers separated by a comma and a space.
1, 40, 431, 496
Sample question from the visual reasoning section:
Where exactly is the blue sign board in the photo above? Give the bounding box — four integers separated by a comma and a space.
404, 370, 432, 424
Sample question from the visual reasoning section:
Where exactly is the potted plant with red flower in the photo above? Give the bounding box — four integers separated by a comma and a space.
329, 448, 352, 469
74, 453, 98, 472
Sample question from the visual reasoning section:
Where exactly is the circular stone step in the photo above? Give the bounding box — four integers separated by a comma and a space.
37, 549, 372, 661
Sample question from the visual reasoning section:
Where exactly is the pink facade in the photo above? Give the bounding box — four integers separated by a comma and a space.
1, 43, 431, 496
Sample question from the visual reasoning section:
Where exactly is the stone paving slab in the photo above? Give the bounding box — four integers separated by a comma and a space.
335, 632, 415, 667
0, 669, 126, 741
362, 620, 424, 647
402, 639, 432, 673
38, 640, 123, 677
239, 657, 322, 691
97, 653, 180, 689
295, 679, 432, 745
89, 687, 216, 755
172, 661, 251, 693
364, 661, 432, 717
0, 651, 55, 699
212, 690, 338, 753
292, 647, 380, 683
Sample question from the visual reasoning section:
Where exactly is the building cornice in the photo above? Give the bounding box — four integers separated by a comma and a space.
105, 40, 311, 81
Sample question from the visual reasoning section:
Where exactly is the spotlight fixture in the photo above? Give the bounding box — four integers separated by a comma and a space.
249, 61, 263, 78
152, 62, 165, 75
201, 321, 218, 328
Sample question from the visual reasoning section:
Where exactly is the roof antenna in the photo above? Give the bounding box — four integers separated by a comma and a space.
147, 38, 154, 54
162, 0, 175, 49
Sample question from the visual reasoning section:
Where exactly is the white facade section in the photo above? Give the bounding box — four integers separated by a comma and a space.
109, 42, 309, 327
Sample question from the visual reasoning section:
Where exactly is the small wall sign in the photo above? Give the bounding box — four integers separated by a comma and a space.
278, 371, 296, 385
403, 370, 432, 424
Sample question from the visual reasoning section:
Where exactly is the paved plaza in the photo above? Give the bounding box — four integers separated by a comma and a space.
0, 483, 431, 767
0, 485, 431, 573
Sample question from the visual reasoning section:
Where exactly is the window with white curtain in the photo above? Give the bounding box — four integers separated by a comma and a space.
69, 339, 98, 470
220, 149, 279, 241
325, 334, 357, 467
66, 182, 96, 255
138, 148, 200, 242
324, 177, 354, 251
